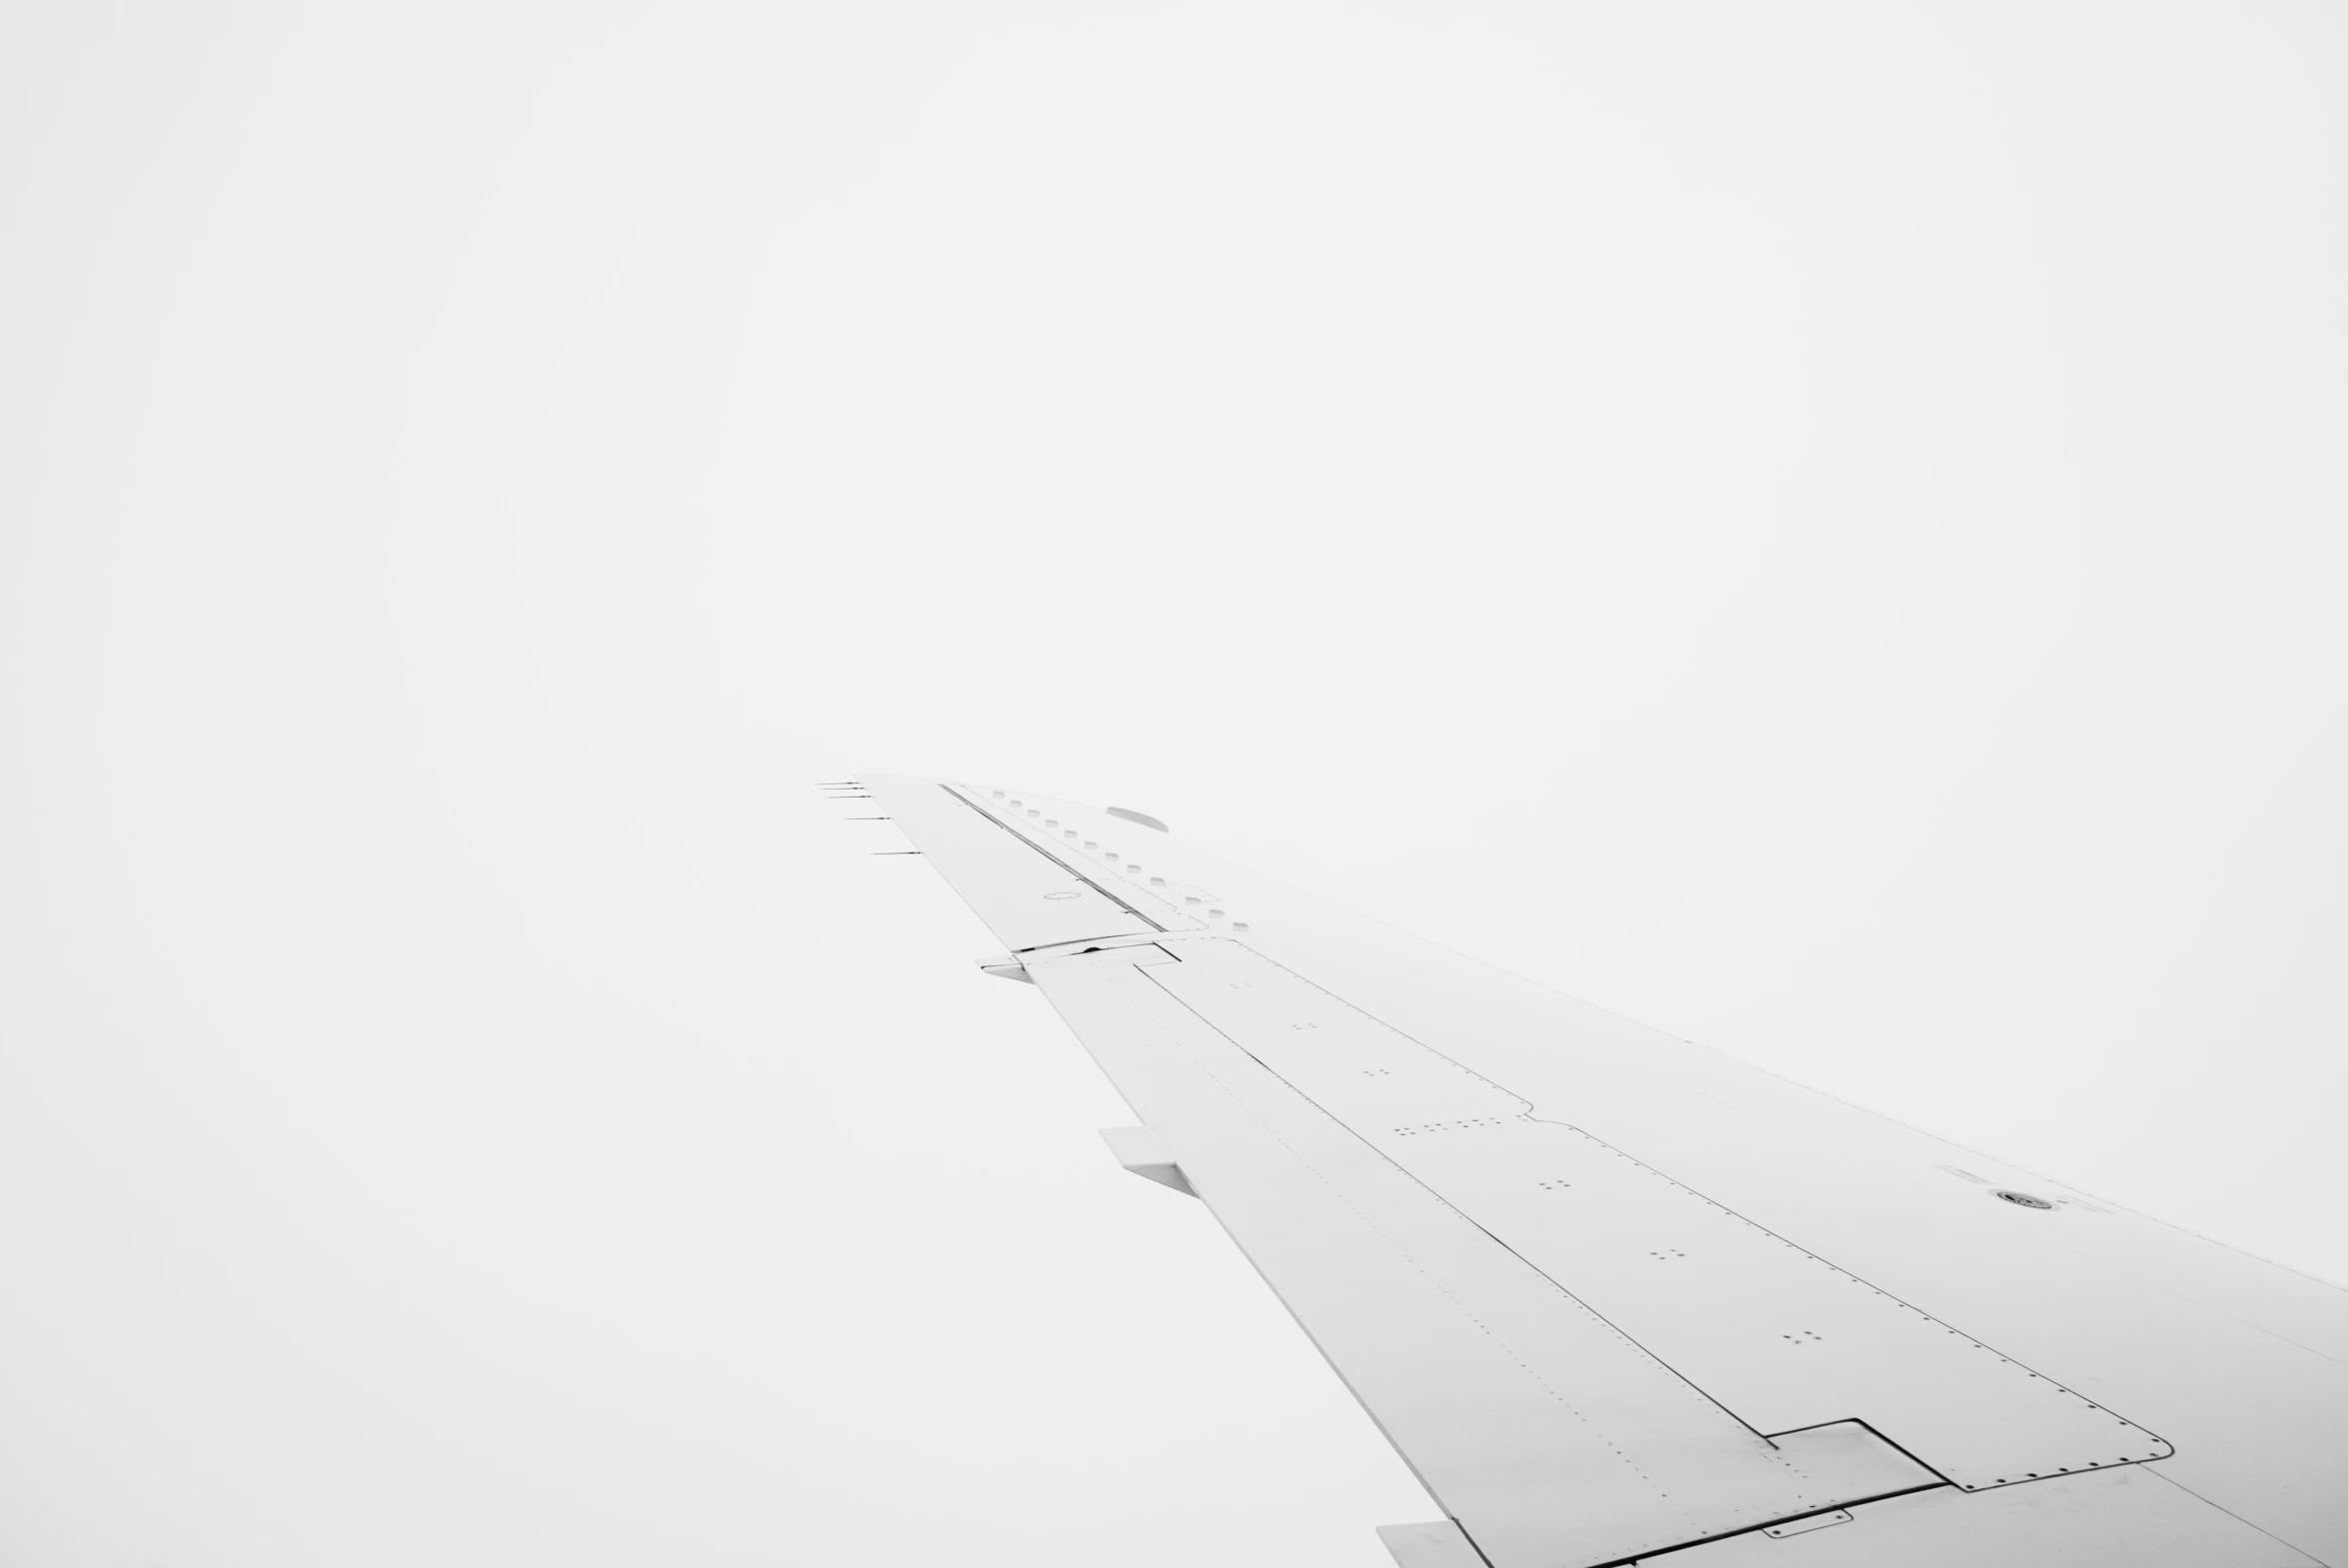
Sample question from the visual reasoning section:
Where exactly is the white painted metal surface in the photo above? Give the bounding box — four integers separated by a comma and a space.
872, 784, 1180, 950
848, 775, 2348, 1567
1138, 938, 2165, 1491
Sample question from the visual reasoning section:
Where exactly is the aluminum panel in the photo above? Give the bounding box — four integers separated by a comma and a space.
1143, 939, 2168, 1492
1029, 943, 1941, 1568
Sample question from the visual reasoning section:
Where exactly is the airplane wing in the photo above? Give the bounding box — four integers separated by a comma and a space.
839, 775, 2348, 1568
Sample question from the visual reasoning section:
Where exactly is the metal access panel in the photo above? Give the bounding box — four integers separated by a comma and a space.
1137, 940, 2169, 1493
1027, 942, 1944, 1568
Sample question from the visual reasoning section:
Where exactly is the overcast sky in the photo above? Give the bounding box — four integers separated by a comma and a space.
5, 5, 2346, 1565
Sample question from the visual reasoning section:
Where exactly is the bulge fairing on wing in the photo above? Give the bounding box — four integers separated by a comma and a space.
834, 775, 2348, 1568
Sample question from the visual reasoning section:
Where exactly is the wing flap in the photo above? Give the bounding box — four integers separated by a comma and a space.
1029, 939, 1940, 1568
1142, 938, 2167, 1491
1645, 1467, 2322, 1566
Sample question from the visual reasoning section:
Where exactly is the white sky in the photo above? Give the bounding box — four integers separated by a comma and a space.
4, 4, 2345, 1565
